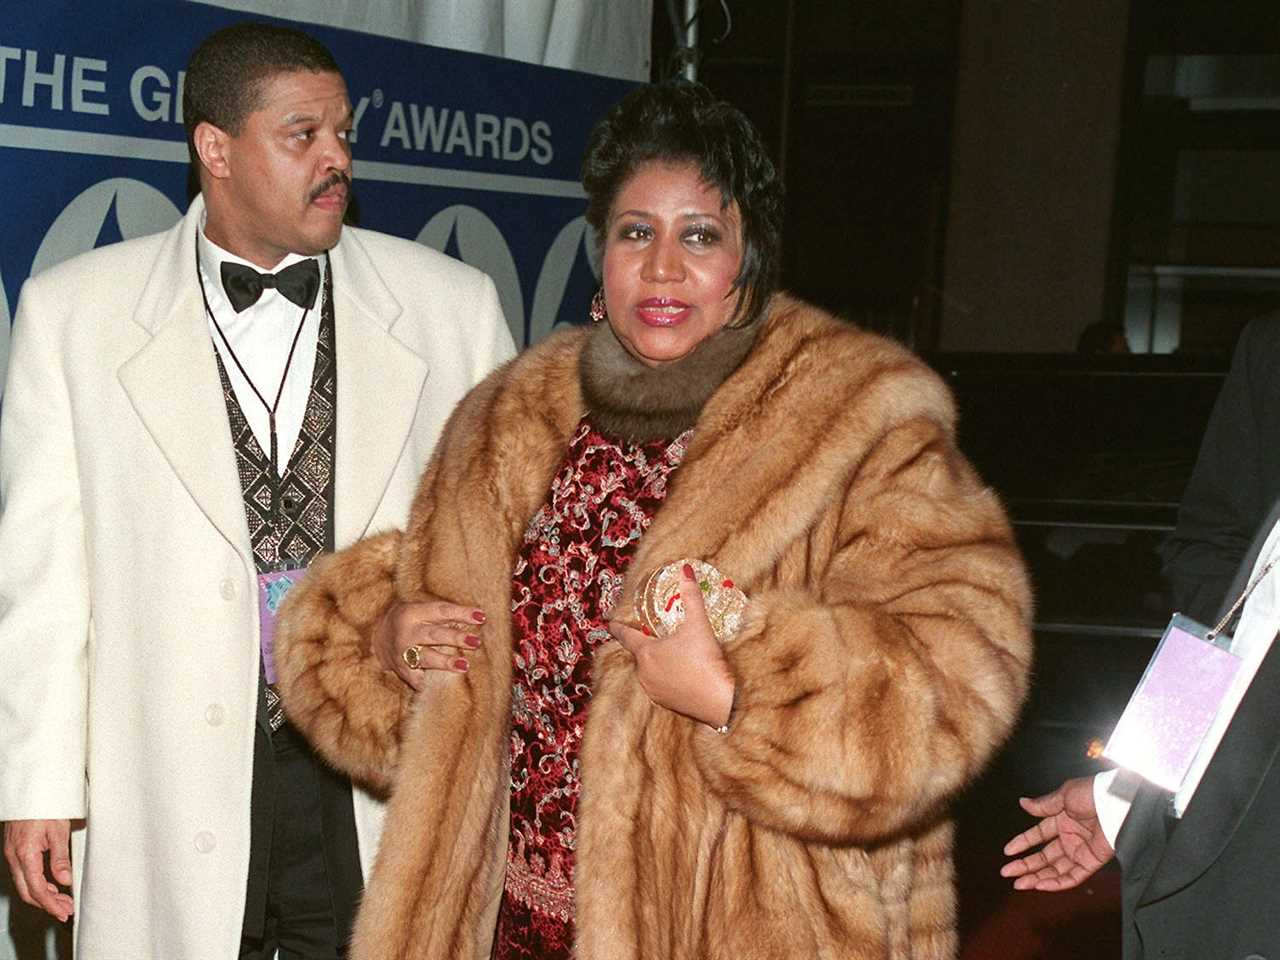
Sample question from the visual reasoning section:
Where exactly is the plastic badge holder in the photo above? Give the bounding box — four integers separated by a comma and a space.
257, 568, 306, 683
1103, 612, 1242, 793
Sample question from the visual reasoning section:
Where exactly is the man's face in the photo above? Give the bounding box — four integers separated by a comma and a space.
207, 69, 353, 268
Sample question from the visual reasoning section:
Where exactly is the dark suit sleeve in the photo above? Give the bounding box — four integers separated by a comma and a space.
1162, 318, 1280, 623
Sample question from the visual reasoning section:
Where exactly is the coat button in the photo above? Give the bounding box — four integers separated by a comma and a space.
219, 579, 236, 601
205, 704, 225, 726
194, 831, 216, 854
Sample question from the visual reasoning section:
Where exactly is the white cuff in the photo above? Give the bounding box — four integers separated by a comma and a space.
1094, 768, 1141, 847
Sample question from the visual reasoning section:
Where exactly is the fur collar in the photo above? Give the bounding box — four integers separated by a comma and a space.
579, 318, 760, 442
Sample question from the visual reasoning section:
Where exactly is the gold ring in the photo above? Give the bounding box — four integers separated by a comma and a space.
402, 645, 423, 670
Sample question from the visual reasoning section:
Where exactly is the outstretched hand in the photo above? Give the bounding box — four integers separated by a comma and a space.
1001, 776, 1115, 891
608, 563, 735, 729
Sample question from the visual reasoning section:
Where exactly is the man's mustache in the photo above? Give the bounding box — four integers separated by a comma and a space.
309, 171, 352, 202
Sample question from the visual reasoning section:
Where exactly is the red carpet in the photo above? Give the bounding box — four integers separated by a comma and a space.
960, 867, 1122, 959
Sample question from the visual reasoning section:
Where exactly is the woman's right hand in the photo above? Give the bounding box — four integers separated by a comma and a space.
607, 564, 736, 730
373, 599, 488, 691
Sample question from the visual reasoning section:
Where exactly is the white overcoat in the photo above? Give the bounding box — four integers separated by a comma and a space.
0, 195, 515, 959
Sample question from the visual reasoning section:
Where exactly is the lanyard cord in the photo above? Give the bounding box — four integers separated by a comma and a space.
194, 236, 314, 478
1208, 554, 1280, 642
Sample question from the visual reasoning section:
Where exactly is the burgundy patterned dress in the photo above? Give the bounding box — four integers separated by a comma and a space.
492, 418, 690, 959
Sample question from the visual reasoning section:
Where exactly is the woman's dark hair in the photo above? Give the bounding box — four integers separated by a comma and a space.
581, 82, 785, 328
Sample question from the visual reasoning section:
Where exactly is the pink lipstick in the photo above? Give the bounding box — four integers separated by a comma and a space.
635, 297, 691, 327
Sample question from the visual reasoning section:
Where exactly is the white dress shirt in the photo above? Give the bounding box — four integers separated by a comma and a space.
197, 225, 325, 477
1096, 513, 1280, 841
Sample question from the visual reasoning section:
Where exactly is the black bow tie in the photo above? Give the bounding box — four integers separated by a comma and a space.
220, 259, 320, 313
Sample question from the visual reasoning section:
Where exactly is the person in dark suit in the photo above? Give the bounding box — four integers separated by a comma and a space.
1003, 315, 1280, 957
1003, 507, 1280, 957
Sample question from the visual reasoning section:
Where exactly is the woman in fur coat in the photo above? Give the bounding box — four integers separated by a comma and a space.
275, 82, 1033, 960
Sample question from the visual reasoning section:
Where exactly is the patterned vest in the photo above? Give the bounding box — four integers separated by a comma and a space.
213, 265, 337, 730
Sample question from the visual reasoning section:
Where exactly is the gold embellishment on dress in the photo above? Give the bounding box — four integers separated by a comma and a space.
504, 835, 575, 922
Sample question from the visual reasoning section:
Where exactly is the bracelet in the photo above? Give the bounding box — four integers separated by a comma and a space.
712, 682, 739, 735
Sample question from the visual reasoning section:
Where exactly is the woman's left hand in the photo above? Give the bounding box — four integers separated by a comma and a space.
607, 563, 736, 729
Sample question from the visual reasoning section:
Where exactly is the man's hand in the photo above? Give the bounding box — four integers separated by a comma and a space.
3, 819, 73, 922
608, 563, 735, 729
373, 598, 487, 691
1001, 776, 1115, 891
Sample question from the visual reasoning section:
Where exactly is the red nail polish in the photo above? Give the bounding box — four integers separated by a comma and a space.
682, 563, 695, 579
641, 625, 651, 636
471, 610, 486, 624
454, 658, 469, 672
465, 635, 481, 648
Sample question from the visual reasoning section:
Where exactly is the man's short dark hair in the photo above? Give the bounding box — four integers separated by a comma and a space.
581, 82, 785, 329
183, 22, 342, 164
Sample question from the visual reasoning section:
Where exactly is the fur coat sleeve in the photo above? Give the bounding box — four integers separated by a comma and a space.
274, 530, 409, 795
687, 413, 1029, 843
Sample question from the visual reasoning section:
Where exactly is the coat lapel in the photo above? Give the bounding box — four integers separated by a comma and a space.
1139, 496, 1280, 905
117, 196, 251, 560
328, 232, 429, 547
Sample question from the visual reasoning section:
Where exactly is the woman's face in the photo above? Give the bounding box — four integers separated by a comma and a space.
601, 161, 744, 367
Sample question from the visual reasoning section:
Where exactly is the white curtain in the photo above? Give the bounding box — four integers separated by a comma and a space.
197, 0, 653, 81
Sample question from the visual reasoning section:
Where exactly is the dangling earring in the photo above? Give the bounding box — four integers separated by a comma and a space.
589, 287, 608, 324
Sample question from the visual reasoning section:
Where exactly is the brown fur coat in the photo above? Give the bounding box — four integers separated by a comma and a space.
275, 296, 1033, 960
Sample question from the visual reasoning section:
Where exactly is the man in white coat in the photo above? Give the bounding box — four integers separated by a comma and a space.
0, 22, 514, 960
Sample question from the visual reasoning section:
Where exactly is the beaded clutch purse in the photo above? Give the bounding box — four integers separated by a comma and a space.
635, 559, 748, 641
